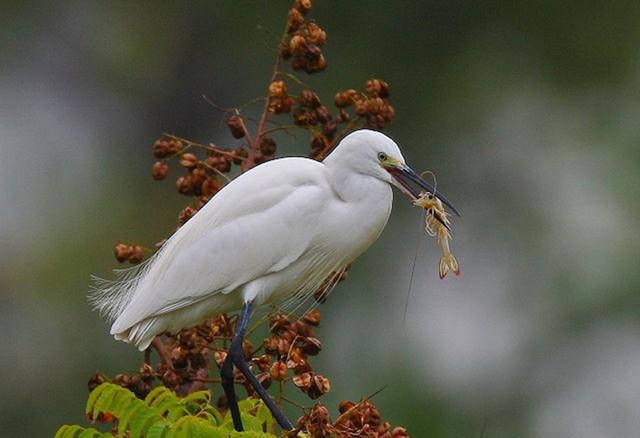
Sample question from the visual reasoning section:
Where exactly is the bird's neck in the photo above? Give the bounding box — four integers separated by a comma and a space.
325, 164, 391, 205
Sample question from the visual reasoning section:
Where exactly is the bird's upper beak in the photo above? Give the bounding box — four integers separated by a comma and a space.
384, 161, 461, 217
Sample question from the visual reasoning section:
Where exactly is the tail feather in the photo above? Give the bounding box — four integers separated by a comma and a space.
88, 250, 160, 325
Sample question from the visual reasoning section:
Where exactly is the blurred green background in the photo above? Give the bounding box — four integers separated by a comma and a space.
2, 1, 640, 437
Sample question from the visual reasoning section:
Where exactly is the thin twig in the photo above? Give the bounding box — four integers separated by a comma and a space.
164, 133, 247, 162
242, 20, 289, 171
281, 396, 309, 410
199, 160, 232, 182
261, 125, 300, 136
152, 337, 174, 369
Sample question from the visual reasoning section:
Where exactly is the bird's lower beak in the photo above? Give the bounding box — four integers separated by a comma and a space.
387, 164, 461, 217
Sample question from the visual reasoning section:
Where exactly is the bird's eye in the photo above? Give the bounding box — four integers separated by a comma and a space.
377, 152, 388, 161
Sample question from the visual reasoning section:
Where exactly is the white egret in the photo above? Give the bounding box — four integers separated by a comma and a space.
90, 129, 459, 431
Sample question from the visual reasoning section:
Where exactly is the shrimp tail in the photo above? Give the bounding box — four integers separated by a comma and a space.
439, 253, 460, 279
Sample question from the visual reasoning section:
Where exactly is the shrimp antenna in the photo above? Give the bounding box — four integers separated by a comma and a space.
419, 170, 438, 197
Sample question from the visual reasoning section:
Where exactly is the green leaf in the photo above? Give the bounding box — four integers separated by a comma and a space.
129, 410, 162, 438
254, 400, 274, 432
145, 421, 169, 438
77, 428, 102, 438
55, 425, 83, 438
92, 385, 119, 418
239, 412, 264, 433
117, 402, 147, 436
146, 386, 175, 407
85, 383, 113, 415
181, 390, 211, 406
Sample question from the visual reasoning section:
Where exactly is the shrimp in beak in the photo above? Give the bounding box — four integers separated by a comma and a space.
414, 191, 461, 279
385, 162, 461, 217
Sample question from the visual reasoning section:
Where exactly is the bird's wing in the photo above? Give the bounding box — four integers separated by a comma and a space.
108, 158, 331, 333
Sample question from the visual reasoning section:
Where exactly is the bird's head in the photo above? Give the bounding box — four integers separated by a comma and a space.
327, 129, 460, 216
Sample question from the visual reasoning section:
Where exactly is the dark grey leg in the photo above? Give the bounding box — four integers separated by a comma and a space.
220, 301, 294, 431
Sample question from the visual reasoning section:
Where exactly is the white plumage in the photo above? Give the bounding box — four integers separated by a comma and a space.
91, 129, 408, 350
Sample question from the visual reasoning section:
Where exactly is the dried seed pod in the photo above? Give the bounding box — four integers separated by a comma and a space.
287, 8, 305, 33
214, 351, 227, 366
268, 80, 287, 98
294, 0, 312, 14
277, 337, 291, 356
270, 360, 287, 381
292, 372, 312, 389
114, 243, 131, 263
167, 139, 183, 155
191, 168, 207, 186
88, 373, 108, 392
232, 147, 248, 165
128, 245, 144, 264
315, 106, 331, 123
391, 426, 410, 438
335, 89, 359, 107
337, 108, 351, 123
298, 88, 321, 108
178, 206, 197, 225
289, 35, 307, 54
302, 337, 322, 355
304, 51, 326, 74
306, 22, 326, 46
152, 161, 169, 180
308, 374, 330, 398
201, 178, 222, 197
179, 153, 198, 169
323, 120, 337, 138
338, 400, 355, 414
226, 115, 245, 139
252, 354, 272, 372
264, 336, 280, 355
354, 98, 368, 116
153, 140, 169, 158
257, 372, 272, 389
161, 369, 181, 387
270, 313, 291, 332
365, 78, 390, 98
293, 108, 318, 126
290, 320, 313, 337
303, 310, 321, 326
170, 346, 186, 364
175, 175, 195, 195
259, 137, 277, 156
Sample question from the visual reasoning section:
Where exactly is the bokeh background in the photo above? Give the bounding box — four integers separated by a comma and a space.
2, 1, 640, 437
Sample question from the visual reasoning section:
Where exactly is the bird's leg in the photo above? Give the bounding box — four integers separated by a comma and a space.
221, 301, 294, 432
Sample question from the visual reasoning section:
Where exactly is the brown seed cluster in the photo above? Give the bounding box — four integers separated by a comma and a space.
280, 1, 327, 74
336, 79, 395, 130
288, 399, 411, 438
262, 311, 331, 400
113, 243, 145, 264
149, 135, 248, 227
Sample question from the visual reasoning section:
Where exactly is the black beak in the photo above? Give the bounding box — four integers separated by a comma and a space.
387, 164, 461, 217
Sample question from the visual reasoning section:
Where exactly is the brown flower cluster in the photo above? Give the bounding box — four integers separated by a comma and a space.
148, 135, 247, 230
288, 400, 411, 438
336, 79, 395, 130
280, 0, 327, 74
263, 311, 331, 399
113, 243, 145, 264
